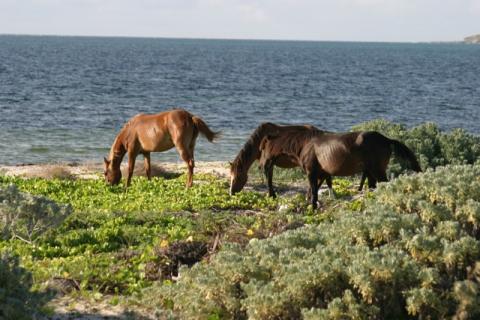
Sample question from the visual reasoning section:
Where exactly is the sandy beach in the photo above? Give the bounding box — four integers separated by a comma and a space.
0, 161, 231, 180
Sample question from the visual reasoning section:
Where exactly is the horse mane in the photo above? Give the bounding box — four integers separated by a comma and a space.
261, 127, 325, 159
108, 114, 144, 162
231, 122, 279, 173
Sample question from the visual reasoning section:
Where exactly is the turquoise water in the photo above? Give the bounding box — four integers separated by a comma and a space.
0, 35, 479, 165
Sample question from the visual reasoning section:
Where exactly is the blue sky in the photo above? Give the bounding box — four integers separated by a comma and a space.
0, 0, 478, 42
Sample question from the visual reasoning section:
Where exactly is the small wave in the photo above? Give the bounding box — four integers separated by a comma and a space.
29, 147, 50, 153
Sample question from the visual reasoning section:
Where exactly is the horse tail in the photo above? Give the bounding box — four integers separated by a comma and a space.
192, 116, 221, 142
389, 139, 422, 172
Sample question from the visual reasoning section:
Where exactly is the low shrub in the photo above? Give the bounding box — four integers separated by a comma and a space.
0, 252, 49, 320
0, 184, 71, 242
352, 119, 480, 175
138, 165, 480, 319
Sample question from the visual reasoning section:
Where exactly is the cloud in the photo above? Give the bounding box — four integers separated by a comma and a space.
469, 0, 480, 14
238, 3, 269, 22
345, 0, 414, 13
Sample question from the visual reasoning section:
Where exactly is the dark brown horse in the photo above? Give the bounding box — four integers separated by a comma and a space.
104, 109, 219, 187
258, 131, 334, 199
292, 131, 422, 208
229, 122, 325, 195
258, 129, 380, 198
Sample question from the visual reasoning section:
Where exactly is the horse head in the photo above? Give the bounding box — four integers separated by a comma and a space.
103, 157, 122, 186
229, 161, 248, 195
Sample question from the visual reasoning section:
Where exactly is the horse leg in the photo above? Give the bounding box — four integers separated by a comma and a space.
368, 176, 377, 189
264, 159, 276, 198
369, 167, 387, 188
317, 177, 325, 189
308, 169, 319, 209
172, 128, 195, 187
180, 148, 194, 188
308, 177, 325, 202
176, 146, 194, 188
144, 153, 151, 180
126, 151, 137, 187
326, 175, 336, 199
358, 171, 367, 191
364, 170, 377, 189
187, 133, 197, 186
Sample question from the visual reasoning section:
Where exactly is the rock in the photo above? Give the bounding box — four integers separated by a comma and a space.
464, 34, 480, 44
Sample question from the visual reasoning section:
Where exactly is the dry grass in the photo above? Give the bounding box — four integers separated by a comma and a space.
120, 163, 181, 179
39, 167, 75, 180
12, 165, 76, 180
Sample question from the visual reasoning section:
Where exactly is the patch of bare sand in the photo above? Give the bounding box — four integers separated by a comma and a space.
0, 161, 230, 180
42, 295, 153, 320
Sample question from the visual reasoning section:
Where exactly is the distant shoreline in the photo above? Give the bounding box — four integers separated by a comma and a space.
0, 33, 466, 45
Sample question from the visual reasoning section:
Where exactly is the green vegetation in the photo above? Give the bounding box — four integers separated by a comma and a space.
0, 120, 479, 318
352, 119, 480, 175
0, 174, 289, 296
0, 174, 276, 213
137, 165, 480, 319
0, 172, 352, 300
0, 252, 50, 320
0, 184, 71, 242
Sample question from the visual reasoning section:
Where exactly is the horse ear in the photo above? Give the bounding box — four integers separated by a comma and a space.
104, 157, 110, 166
228, 161, 233, 168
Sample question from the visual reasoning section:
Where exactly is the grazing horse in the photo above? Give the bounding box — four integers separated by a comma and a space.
258, 131, 334, 199
229, 122, 326, 195
104, 109, 219, 187
295, 131, 422, 208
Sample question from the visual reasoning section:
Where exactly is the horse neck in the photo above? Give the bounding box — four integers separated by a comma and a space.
232, 125, 272, 176
109, 133, 127, 170
232, 145, 259, 178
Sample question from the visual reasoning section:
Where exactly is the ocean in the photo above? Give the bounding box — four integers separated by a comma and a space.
0, 35, 479, 165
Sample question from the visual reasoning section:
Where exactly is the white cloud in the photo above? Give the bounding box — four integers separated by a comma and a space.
469, 0, 480, 14
238, 4, 269, 22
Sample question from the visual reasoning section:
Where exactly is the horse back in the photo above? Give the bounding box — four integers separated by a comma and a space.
126, 109, 195, 152
309, 132, 365, 176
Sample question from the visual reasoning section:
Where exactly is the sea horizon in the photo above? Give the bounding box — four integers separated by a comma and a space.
0, 33, 466, 44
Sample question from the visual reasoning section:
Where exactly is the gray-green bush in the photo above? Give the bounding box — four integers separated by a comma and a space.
0, 184, 72, 242
139, 165, 480, 319
0, 252, 49, 320
351, 119, 480, 175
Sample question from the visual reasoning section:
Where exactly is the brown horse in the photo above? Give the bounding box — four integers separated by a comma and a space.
104, 109, 219, 187
258, 131, 334, 199
229, 122, 325, 195
258, 129, 380, 198
293, 131, 422, 208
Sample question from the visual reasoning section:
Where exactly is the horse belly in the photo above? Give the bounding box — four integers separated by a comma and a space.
139, 128, 175, 152
316, 146, 363, 176
275, 155, 299, 168
335, 158, 364, 176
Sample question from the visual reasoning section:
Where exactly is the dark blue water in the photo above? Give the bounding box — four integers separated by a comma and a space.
1, 35, 479, 165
